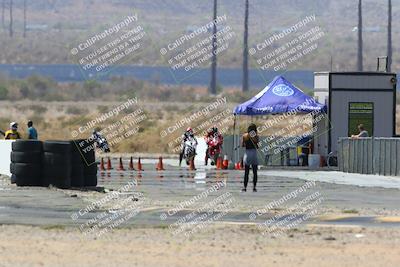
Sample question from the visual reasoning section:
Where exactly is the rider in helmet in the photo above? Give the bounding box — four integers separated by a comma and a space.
4, 122, 21, 140
92, 128, 110, 153
204, 126, 223, 165
179, 127, 196, 166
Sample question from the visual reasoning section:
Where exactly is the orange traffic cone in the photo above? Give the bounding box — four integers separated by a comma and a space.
106, 157, 113, 170
235, 160, 243, 170
117, 157, 125, 171
156, 156, 165, 171
137, 157, 144, 171
222, 155, 229, 169
216, 156, 222, 170
189, 159, 196, 171
128, 156, 135, 170
100, 158, 105, 171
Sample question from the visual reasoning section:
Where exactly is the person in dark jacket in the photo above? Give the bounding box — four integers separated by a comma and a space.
241, 123, 259, 192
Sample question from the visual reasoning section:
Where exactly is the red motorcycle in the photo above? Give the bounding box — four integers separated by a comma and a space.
205, 135, 223, 166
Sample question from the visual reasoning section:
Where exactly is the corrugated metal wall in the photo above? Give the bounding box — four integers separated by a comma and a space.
338, 138, 400, 176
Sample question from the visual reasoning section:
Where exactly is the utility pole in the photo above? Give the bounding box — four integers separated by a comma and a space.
209, 0, 217, 95
1, 0, 5, 29
387, 0, 392, 72
242, 0, 249, 92
23, 0, 27, 37
357, 0, 363, 71
9, 0, 13, 37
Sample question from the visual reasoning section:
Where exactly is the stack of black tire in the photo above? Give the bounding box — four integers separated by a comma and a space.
10, 140, 43, 186
10, 139, 97, 188
70, 139, 97, 187
42, 141, 72, 189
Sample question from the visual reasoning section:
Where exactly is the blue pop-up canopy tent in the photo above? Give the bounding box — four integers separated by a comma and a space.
230, 76, 327, 164
234, 75, 326, 115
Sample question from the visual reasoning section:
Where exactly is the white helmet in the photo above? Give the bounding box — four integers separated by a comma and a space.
10, 122, 18, 130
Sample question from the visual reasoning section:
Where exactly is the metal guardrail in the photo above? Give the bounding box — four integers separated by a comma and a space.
338, 137, 400, 176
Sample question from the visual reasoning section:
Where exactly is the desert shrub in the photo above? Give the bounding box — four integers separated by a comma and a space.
0, 117, 9, 131
28, 105, 48, 114
26, 75, 56, 99
97, 105, 109, 113
0, 85, 8, 100
42, 92, 66, 101
66, 106, 88, 115
164, 105, 180, 113
222, 90, 254, 103
83, 80, 101, 97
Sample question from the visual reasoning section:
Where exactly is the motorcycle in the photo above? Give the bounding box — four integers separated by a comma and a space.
97, 137, 110, 153
92, 132, 110, 153
183, 136, 197, 165
206, 137, 222, 166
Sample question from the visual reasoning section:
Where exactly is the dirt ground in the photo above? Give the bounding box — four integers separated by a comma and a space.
1, 167, 400, 267
0, 224, 399, 267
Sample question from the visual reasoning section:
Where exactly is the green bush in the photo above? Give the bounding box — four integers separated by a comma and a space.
0, 85, 8, 100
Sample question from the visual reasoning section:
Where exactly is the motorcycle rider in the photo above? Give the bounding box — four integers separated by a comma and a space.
92, 129, 110, 153
204, 126, 223, 165
179, 127, 197, 166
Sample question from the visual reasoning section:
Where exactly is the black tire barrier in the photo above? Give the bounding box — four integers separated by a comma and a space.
84, 174, 97, 187
11, 139, 96, 189
43, 164, 71, 189
70, 139, 96, 164
10, 163, 42, 186
70, 139, 97, 187
11, 151, 42, 164
10, 141, 43, 186
42, 141, 72, 189
71, 164, 84, 187
11, 174, 41, 186
42, 152, 71, 166
83, 163, 98, 175
12, 140, 42, 152
70, 139, 85, 164
43, 141, 71, 153
10, 163, 41, 177
11, 174, 16, 184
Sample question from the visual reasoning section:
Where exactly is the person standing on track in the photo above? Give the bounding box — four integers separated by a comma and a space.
241, 123, 259, 192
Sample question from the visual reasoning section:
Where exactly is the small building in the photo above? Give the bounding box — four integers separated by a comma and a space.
313, 71, 397, 156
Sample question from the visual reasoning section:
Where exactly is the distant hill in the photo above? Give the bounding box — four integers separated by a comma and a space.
0, 0, 399, 72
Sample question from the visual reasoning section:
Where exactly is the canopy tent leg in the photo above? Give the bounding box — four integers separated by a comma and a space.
232, 115, 236, 163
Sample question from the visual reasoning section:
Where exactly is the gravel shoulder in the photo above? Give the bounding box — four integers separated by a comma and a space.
0, 224, 399, 267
